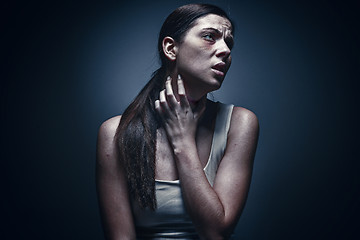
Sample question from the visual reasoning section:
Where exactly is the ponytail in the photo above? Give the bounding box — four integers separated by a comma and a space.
115, 67, 165, 210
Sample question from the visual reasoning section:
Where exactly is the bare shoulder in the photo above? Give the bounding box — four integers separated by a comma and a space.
98, 115, 122, 140
229, 106, 259, 135
97, 115, 122, 165
220, 106, 259, 168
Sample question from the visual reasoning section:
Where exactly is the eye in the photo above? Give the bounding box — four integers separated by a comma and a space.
203, 33, 214, 41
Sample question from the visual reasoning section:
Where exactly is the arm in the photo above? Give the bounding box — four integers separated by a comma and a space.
179, 107, 258, 239
96, 116, 136, 240
155, 76, 259, 239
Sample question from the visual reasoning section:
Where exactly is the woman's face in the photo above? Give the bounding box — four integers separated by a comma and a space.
176, 14, 233, 95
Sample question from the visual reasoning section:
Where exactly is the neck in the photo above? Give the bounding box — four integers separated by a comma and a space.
187, 95, 207, 110
166, 69, 207, 110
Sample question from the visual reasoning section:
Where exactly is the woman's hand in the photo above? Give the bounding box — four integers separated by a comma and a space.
155, 75, 205, 153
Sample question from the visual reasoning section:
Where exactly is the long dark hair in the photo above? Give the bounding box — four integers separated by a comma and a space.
115, 4, 233, 210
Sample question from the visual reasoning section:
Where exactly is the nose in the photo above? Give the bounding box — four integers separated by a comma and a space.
215, 39, 231, 60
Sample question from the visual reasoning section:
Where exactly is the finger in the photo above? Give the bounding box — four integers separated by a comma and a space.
155, 99, 162, 116
155, 99, 160, 111
165, 76, 178, 107
159, 89, 171, 116
177, 74, 185, 96
155, 99, 167, 123
177, 75, 190, 109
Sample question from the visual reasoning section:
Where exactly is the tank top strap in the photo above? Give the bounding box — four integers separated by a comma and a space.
204, 102, 234, 186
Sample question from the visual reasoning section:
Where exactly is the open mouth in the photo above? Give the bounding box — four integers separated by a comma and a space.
212, 62, 226, 76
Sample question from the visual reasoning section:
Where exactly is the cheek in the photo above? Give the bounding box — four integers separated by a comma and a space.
177, 46, 209, 71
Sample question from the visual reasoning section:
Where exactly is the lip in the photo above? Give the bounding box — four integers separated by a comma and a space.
212, 62, 226, 73
211, 68, 224, 77
211, 62, 226, 77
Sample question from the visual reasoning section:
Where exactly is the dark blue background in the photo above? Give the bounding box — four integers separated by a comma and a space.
2, 0, 359, 239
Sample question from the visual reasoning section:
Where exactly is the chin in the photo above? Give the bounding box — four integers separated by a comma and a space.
182, 72, 224, 92
205, 81, 222, 93
210, 77, 224, 89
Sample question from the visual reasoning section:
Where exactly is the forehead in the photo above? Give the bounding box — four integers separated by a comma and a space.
191, 14, 233, 34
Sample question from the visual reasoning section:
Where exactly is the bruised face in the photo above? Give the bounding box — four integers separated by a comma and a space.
176, 14, 233, 95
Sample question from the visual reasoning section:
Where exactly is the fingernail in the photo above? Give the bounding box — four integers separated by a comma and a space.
167, 76, 171, 81
178, 74, 181, 80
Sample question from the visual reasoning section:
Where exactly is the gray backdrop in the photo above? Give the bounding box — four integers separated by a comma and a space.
3, 0, 359, 239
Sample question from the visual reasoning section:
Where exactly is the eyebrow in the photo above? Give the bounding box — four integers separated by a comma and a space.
203, 27, 232, 36
202, 27, 233, 36
202, 27, 234, 48
202, 27, 221, 33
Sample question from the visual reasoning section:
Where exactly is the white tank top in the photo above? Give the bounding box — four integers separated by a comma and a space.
132, 102, 234, 239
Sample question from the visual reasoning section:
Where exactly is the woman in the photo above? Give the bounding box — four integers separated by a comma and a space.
96, 4, 259, 240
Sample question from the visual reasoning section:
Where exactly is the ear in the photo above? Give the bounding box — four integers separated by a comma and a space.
162, 36, 178, 61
